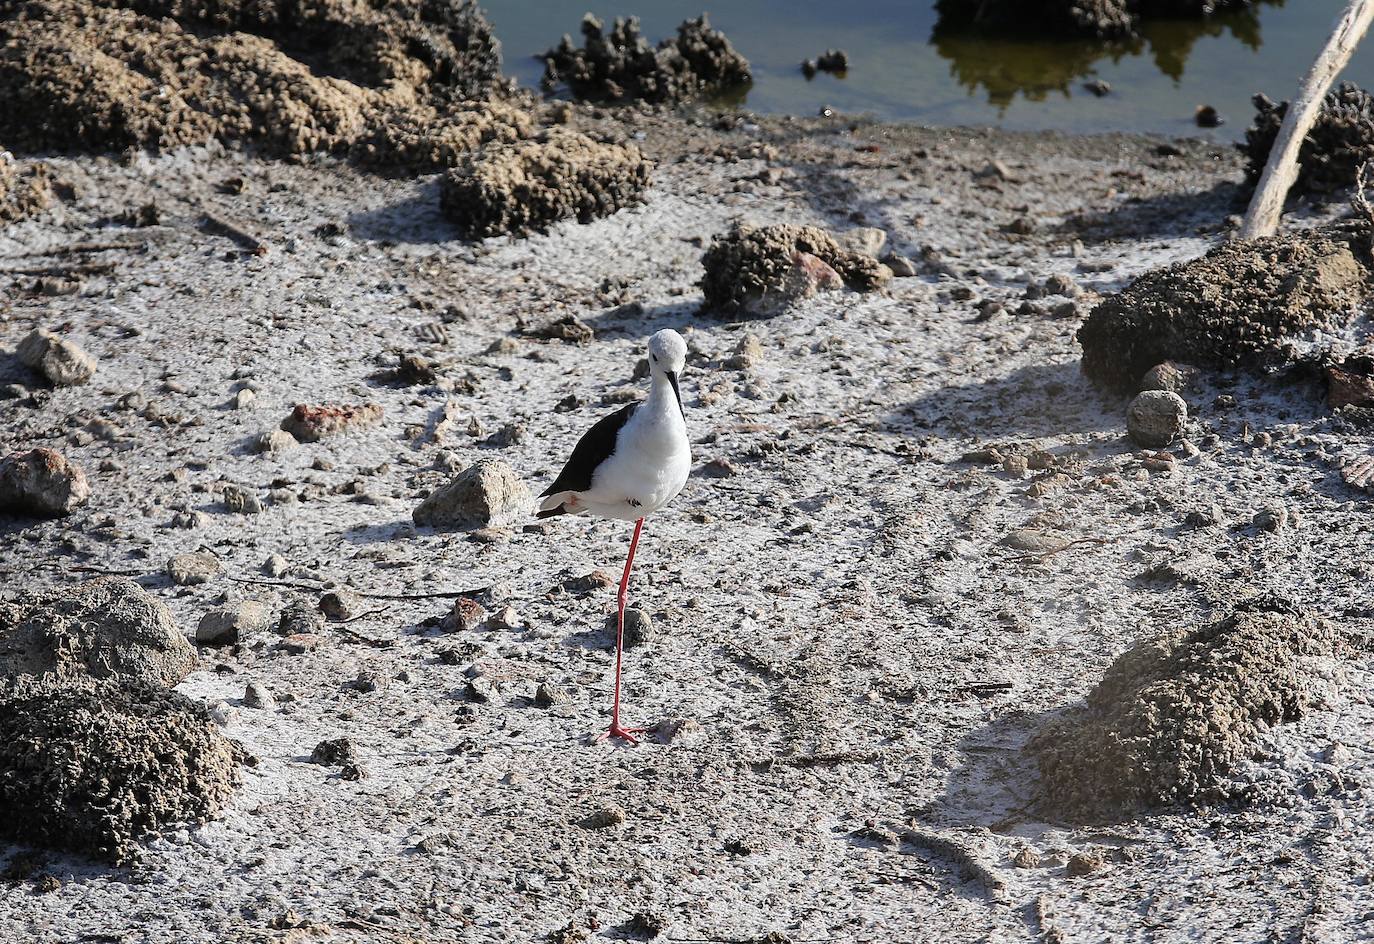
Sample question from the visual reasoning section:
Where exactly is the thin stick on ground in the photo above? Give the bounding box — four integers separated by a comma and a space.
1238, 0, 1374, 240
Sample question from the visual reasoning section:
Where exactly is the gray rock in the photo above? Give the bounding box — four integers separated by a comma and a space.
1254, 504, 1288, 532
1139, 361, 1201, 395
1126, 390, 1187, 448
533, 682, 567, 707
243, 680, 276, 710
197, 601, 270, 646
253, 429, 299, 454
16, 328, 97, 386
221, 484, 263, 514
166, 552, 220, 586
278, 600, 325, 635
0, 577, 194, 687
0, 448, 90, 516
311, 737, 357, 766
838, 226, 887, 258
882, 253, 918, 277
413, 457, 530, 530
319, 590, 365, 622
606, 608, 654, 649
262, 553, 289, 577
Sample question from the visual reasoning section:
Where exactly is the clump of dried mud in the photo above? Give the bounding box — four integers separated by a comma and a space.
1243, 82, 1374, 196
934, 0, 1263, 39
541, 13, 751, 104
0, 577, 195, 688
699, 222, 890, 317
439, 129, 652, 239
0, 0, 525, 168
0, 149, 51, 222
1030, 599, 1341, 822
0, 677, 241, 864
1078, 222, 1373, 392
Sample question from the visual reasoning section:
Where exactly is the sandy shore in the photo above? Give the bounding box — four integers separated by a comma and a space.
1, 110, 1371, 942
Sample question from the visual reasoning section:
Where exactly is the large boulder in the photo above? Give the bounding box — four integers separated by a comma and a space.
413, 457, 529, 530
0, 677, 241, 864
0, 577, 194, 687
0, 448, 90, 516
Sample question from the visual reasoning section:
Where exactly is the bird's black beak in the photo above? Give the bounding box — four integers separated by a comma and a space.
668, 370, 684, 419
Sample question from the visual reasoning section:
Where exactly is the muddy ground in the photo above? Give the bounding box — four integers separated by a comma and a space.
1, 108, 1372, 942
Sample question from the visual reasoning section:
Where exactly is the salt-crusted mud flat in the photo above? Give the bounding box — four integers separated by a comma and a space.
1, 112, 1372, 942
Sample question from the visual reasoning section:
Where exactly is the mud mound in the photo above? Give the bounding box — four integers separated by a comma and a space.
700, 222, 890, 318
439, 129, 651, 239
1243, 82, 1374, 196
0, 677, 240, 864
1078, 222, 1373, 392
1031, 600, 1340, 822
0, 149, 51, 223
0, 0, 520, 167
933, 0, 1258, 38
0, 577, 194, 688
541, 13, 750, 104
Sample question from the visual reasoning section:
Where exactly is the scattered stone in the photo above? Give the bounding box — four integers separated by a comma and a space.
231, 388, 256, 410
0, 577, 194, 687
16, 328, 97, 386
607, 608, 654, 649
1139, 360, 1201, 395
0, 152, 53, 222
1243, 82, 1374, 196
279, 633, 323, 655
1079, 222, 1372, 392
700, 458, 736, 478
465, 676, 499, 703
197, 601, 271, 646
483, 422, 527, 449
882, 253, 918, 277
1065, 849, 1106, 877
1030, 599, 1340, 821
563, 571, 614, 595
253, 429, 299, 454
1341, 453, 1374, 492
413, 457, 530, 530
339, 763, 367, 781
1043, 273, 1077, 296
527, 315, 595, 344
242, 681, 275, 710
701, 222, 890, 318
262, 554, 289, 578
488, 605, 521, 630
623, 912, 669, 939
0, 678, 240, 864
1000, 528, 1070, 555
311, 737, 357, 766
1126, 390, 1187, 448
1194, 104, 1222, 128
838, 226, 887, 258
1327, 362, 1374, 410
582, 804, 626, 829
319, 590, 366, 622
166, 552, 220, 586
275, 600, 322, 636
371, 353, 437, 386
541, 14, 750, 104
221, 484, 263, 514
814, 49, 848, 74
723, 334, 764, 370
533, 682, 567, 707
0, 448, 90, 517
280, 403, 383, 442
1253, 504, 1288, 533
1011, 846, 1040, 868
1002, 455, 1029, 479
440, 130, 652, 239
654, 717, 707, 746
445, 597, 487, 632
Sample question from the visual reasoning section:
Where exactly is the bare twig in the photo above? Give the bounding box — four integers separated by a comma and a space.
0, 261, 117, 278
199, 213, 268, 254
1238, 0, 1374, 239
224, 574, 487, 601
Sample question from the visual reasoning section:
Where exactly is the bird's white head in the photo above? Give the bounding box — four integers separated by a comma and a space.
646, 329, 688, 378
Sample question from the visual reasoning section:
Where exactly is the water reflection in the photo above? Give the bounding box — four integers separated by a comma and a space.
931, 1, 1280, 110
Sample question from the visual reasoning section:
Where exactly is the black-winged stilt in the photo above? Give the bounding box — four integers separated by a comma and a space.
538, 328, 691, 744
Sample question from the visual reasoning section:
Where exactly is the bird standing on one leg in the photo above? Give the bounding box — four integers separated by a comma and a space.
537, 329, 691, 744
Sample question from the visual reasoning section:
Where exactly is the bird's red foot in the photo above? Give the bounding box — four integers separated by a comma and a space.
596, 724, 649, 745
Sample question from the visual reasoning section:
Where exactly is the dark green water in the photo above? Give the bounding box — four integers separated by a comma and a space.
484, 0, 1374, 138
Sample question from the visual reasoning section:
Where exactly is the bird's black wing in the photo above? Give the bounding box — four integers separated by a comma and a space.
540, 402, 638, 497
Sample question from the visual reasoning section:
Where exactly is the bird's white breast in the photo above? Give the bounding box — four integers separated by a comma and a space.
585, 395, 690, 520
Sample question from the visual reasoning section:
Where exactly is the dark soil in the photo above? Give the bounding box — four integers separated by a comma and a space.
1077, 221, 1373, 392
1030, 599, 1341, 822
439, 130, 652, 239
1242, 82, 1374, 196
0, 678, 241, 864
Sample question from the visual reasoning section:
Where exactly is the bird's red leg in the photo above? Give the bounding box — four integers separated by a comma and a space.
598, 517, 648, 745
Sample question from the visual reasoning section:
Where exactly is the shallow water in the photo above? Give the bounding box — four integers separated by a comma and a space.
485, 0, 1374, 138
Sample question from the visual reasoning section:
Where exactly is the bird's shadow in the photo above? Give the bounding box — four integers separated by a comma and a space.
1057, 178, 1248, 246
346, 179, 462, 245
885, 360, 1124, 442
